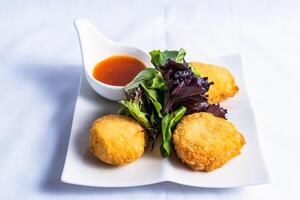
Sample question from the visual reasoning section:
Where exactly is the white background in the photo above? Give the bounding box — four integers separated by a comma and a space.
0, 0, 299, 199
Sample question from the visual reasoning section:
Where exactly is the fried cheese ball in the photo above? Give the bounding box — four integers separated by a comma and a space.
173, 112, 245, 171
190, 62, 239, 104
89, 115, 146, 166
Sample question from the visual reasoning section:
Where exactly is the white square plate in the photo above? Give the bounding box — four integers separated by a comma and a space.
61, 54, 270, 188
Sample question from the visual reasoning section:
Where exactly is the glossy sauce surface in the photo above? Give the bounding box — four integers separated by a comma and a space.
93, 55, 145, 86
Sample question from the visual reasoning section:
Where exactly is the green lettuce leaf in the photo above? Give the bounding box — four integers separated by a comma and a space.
147, 72, 167, 90
119, 99, 151, 128
160, 106, 187, 157
124, 68, 158, 92
149, 48, 186, 66
175, 48, 186, 63
188, 63, 201, 76
124, 68, 166, 92
140, 82, 163, 118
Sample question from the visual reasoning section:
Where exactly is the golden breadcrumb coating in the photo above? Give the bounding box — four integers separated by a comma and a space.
190, 62, 239, 104
89, 115, 146, 166
173, 112, 245, 172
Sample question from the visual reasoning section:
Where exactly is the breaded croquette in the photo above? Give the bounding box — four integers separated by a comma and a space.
173, 112, 245, 171
89, 115, 146, 166
190, 62, 239, 104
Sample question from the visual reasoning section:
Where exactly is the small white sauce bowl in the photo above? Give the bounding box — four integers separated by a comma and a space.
74, 18, 152, 101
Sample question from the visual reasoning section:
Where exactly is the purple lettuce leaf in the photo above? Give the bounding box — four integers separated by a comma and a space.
158, 59, 227, 118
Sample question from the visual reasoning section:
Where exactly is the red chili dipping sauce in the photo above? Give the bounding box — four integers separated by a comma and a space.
92, 55, 145, 86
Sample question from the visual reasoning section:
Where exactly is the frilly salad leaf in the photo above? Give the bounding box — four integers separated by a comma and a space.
157, 59, 227, 119
119, 96, 151, 129
120, 48, 227, 157
119, 68, 166, 148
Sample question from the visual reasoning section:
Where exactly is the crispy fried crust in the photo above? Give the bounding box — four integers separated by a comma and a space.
190, 62, 239, 104
173, 112, 245, 171
89, 115, 146, 166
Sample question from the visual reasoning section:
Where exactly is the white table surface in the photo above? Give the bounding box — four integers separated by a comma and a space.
0, 0, 299, 199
